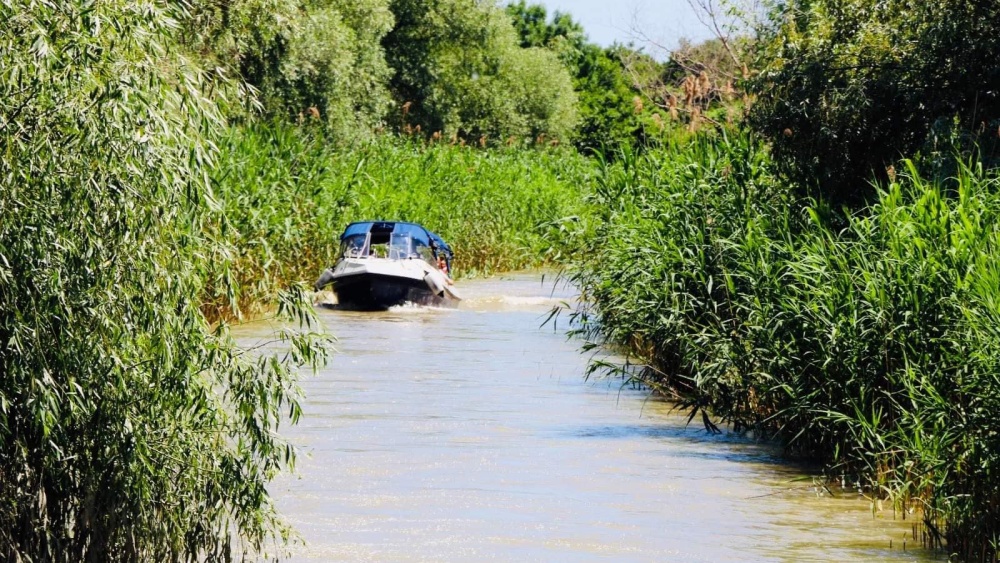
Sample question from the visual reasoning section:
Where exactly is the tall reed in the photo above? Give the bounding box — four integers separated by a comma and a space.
204, 123, 595, 318
567, 132, 1000, 560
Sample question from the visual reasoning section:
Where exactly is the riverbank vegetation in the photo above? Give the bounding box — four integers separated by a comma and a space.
566, 134, 1000, 560
3, 0, 998, 559
562, 0, 1000, 558
0, 4, 328, 560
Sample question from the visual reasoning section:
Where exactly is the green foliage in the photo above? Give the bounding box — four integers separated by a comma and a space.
184, 0, 588, 144
384, 0, 578, 143
568, 130, 793, 410
776, 162, 1000, 560
201, 123, 353, 320
567, 133, 1000, 559
344, 138, 595, 272
0, 3, 327, 559
574, 45, 664, 155
749, 0, 1000, 204
505, 2, 671, 155
506, 0, 585, 57
208, 123, 595, 287
183, 0, 395, 140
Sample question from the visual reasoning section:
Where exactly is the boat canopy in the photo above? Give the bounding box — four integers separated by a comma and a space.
340, 221, 454, 259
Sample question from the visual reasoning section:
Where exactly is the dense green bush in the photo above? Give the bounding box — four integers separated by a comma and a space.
183, 0, 395, 139
749, 0, 1000, 204
567, 132, 1000, 559
0, 3, 326, 560
384, 0, 578, 143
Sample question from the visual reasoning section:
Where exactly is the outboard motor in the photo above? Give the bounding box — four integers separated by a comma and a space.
314, 268, 336, 291
423, 272, 445, 297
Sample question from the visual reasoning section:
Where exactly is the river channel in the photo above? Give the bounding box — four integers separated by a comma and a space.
243, 273, 939, 562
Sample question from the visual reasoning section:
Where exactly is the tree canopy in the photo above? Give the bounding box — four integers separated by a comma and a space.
748, 0, 1000, 203
182, 0, 395, 139
384, 0, 577, 144
505, 2, 678, 154
180, 0, 580, 144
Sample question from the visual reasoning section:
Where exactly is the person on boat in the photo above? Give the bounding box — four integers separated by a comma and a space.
436, 254, 454, 285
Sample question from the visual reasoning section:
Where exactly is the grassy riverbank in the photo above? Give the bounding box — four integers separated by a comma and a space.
202, 123, 596, 319
566, 131, 1000, 560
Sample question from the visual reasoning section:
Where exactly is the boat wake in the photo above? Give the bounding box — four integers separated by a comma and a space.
461, 294, 571, 313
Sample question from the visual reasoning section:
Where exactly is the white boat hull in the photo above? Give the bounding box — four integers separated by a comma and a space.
316, 257, 460, 310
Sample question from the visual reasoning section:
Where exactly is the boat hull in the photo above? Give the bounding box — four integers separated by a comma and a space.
332, 272, 455, 310
317, 257, 460, 311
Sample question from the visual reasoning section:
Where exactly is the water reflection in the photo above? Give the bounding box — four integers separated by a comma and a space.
237, 273, 939, 562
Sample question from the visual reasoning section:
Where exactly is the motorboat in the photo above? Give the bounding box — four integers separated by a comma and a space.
314, 221, 461, 310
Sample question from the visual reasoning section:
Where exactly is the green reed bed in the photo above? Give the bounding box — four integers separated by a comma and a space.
348, 137, 595, 273
567, 132, 1000, 560
204, 123, 595, 318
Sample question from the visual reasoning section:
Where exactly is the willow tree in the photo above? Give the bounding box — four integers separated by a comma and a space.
182, 0, 395, 141
0, 2, 326, 560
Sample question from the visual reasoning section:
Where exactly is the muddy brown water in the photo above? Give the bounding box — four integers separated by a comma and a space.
237, 273, 940, 562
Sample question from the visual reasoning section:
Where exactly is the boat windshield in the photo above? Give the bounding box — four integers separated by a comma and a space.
387, 233, 415, 259
339, 221, 452, 262
340, 233, 371, 258
338, 230, 426, 261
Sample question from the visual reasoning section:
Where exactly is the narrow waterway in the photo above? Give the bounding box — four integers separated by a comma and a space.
246, 273, 938, 562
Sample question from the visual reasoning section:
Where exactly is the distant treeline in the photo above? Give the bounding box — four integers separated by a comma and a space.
178, 0, 731, 155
